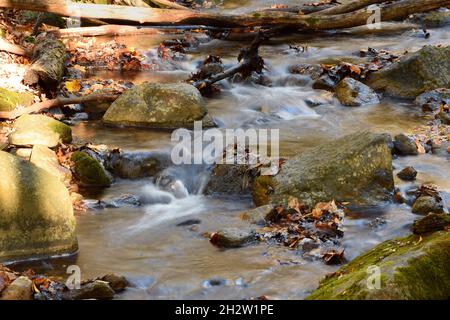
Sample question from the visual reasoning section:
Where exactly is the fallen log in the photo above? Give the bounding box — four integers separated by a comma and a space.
148, 0, 191, 10
23, 37, 67, 89
0, 0, 447, 29
0, 93, 120, 119
311, 0, 389, 16
49, 25, 162, 37
0, 38, 30, 56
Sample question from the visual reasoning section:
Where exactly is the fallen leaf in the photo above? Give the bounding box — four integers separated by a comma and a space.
65, 80, 81, 93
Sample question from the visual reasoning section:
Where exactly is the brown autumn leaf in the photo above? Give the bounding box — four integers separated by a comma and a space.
312, 208, 323, 219
288, 196, 301, 213
415, 139, 426, 154
349, 64, 361, 75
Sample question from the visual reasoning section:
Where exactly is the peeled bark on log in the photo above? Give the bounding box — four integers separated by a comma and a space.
23, 37, 67, 89
0, 38, 30, 56
49, 25, 162, 37
0, 93, 120, 119
0, 0, 447, 29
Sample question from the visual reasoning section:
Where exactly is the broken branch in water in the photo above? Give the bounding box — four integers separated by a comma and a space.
0, 93, 120, 120
190, 28, 285, 91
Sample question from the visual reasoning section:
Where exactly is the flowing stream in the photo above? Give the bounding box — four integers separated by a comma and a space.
12, 4, 450, 299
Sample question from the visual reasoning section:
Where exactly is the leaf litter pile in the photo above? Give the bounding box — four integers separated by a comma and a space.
64, 38, 151, 72
210, 197, 347, 266
256, 198, 346, 265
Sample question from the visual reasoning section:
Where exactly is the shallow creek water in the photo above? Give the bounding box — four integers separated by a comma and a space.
13, 14, 450, 299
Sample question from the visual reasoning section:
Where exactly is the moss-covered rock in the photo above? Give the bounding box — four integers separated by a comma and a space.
412, 10, 450, 28
18, 11, 66, 28
253, 131, 394, 207
71, 151, 111, 187
0, 151, 77, 262
335, 78, 380, 107
8, 114, 72, 148
103, 82, 213, 129
412, 213, 450, 235
307, 231, 450, 300
365, 46, 450, 99
0, 87, 34, 112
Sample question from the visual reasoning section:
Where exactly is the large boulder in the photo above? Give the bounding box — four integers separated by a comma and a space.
307, 231, 450, 299
8, 114, 72, 148
335, 78, 379, 107
0, 151, 77, 262
0, 87, 34, 112
103, 82, 213, 128
253, 131, 394, 207
365, 46, 450, 98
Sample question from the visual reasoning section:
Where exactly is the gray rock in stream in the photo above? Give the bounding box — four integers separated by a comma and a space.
335, 78, 380, 106
288, 63, 323, 80
103, 83, 215, 129
415, 88, 450, 112
206, 164, 259, 196
365, 45, 450, 99
210, 228, 257, 248
393, 134, 419, 156
64, 280, 115, 300
106, 150, 171, 179
252, 131, 394, 207
412, 196, 444, 215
